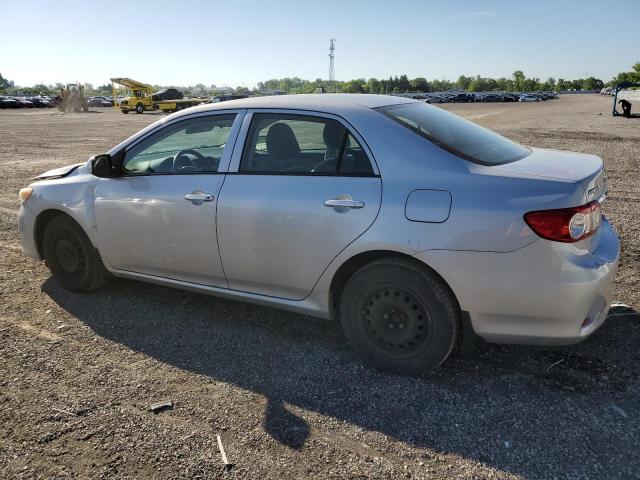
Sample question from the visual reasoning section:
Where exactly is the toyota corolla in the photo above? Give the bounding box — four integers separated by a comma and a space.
17, 94, 620, 375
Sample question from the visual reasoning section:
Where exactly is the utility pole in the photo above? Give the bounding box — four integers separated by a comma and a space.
329, 38, 336, 92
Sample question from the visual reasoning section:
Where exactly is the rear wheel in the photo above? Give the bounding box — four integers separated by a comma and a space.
135, 103, 144, 114
43, 215, 110, 292
340, 258, 459, 375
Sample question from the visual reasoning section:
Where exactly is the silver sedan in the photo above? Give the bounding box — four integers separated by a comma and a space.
17, 94, 620, 375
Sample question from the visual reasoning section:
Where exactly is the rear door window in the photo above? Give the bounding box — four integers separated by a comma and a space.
240, 113, 374, 175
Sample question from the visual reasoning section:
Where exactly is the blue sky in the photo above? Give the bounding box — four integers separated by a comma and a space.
1, 0, 638, 87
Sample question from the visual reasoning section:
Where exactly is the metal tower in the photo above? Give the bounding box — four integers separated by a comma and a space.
329, 38, 336, 82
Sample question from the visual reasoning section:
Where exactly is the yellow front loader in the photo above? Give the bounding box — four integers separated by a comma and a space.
56, 83, 89, 113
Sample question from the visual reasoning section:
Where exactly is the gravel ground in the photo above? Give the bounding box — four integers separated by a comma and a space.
0, 95, 638, 479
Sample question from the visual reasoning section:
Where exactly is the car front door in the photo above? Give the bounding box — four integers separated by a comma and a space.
216, 111, 382, 300
94, 111, 244, 287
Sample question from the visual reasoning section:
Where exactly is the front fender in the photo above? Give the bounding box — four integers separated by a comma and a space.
25, 173, 100, 254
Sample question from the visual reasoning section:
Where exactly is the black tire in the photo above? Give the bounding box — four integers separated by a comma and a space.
43, 215, 110, 292
121, 109, 129, 114
135, 103, 144, 114
339, 258, 459, 375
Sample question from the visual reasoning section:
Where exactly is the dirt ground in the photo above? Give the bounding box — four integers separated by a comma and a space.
0, 95, 638, 479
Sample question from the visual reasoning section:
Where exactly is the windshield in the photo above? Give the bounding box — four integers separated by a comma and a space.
377, 102, 530, 165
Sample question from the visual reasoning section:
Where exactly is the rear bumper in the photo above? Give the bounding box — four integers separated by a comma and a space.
414, 217, 620, 345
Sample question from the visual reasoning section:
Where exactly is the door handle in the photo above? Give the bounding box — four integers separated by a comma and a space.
184, 192, 214, 203
324, 198, 365, 209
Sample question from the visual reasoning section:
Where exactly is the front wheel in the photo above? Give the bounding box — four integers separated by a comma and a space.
340, 258, 459, 375
43, 215, 110, 292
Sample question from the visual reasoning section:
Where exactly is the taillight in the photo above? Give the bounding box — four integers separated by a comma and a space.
524, 201, 602, 243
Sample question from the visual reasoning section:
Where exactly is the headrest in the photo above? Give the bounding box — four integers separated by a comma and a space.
323, 122, 346, 150
266, 123, 301, 159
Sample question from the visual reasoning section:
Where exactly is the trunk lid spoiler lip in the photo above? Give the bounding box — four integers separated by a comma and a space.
492, 147, 606, 203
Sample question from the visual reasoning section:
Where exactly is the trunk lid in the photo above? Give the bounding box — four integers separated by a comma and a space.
495, 147, 607, 203
495, 147, 608, 252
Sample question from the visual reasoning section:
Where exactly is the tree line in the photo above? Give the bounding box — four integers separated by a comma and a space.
1, 63, 638, 96
258, 64, 639, 94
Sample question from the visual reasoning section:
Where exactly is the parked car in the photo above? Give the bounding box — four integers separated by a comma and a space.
519, 94, 541, 102
152, 88, 184, 102
93, 96, 115, 106
478, 93, 502, 102
17, 94, 618, 375
13, 97, 35, 108
29, 96, 53, 108
425, 95, 447, 104
41, 95, 56, 105
0, 96, 19, 108
451, 93, 474, 103
88, 97, 112, 107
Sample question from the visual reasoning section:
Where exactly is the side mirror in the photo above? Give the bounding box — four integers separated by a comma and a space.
90, 154, 120, 178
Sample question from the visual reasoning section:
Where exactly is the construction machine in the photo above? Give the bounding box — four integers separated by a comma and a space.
111, 77, 208, 114
56, 83, 89, 113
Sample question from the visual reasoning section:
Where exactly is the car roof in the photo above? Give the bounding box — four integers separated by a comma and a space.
180, 93, 416, 118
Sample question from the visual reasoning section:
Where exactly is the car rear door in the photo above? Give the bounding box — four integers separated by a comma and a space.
94, 110, 244, 287
216, 110, 382, 300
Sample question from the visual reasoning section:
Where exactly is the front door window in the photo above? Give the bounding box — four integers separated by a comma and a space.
123, 114, 236, 175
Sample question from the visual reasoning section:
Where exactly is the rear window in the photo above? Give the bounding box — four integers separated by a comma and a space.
377, 102, 530, 165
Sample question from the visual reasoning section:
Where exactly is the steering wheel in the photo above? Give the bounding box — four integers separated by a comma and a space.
173, 149, 205, 172
311, 157, 338, 173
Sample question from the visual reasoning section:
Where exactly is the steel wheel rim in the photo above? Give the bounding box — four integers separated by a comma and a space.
54, 233, 86, 277
358, 285, 433, 359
